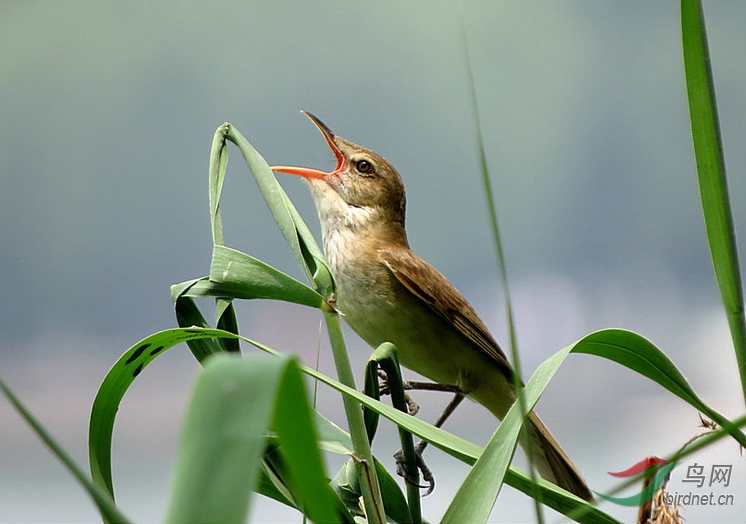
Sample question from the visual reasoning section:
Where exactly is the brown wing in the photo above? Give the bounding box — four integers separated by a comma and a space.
379, 246, 514, 379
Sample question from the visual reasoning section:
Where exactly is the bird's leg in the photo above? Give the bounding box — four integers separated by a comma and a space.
415, 391, 465, 455
402, 381, 463, 394
376, 371, 467, 494
385, 377, 462, 415
394, 391, 466, 495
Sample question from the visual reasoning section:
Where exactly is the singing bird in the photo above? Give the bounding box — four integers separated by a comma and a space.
272, 111, 592, 501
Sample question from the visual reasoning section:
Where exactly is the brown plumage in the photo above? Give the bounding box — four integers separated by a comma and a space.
273, 111, 593, 502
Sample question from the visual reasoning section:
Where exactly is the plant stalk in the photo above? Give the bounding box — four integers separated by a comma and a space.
323, 308, 386, 524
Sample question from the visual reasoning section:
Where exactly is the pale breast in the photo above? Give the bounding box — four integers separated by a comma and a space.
327, 245, 482, 391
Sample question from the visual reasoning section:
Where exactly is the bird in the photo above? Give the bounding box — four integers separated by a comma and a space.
271, 111, 593, 502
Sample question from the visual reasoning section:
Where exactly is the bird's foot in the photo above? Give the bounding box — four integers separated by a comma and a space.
394, 440, 435, 496
377, 370, 419, 415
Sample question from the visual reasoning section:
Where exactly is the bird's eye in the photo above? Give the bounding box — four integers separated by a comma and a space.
355, 159, 374, 174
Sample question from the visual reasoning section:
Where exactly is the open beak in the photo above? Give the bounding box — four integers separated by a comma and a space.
271, 111, 347, 180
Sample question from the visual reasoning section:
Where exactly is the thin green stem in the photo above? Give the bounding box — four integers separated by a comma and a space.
323, 309, 386, 524
461, 16, 545, 522
372, 343, 422, 524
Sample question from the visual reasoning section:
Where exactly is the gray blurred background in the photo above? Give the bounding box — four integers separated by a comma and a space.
1, 1, 745, 522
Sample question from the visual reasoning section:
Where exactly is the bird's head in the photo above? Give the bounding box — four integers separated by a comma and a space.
272, 111, 407, 236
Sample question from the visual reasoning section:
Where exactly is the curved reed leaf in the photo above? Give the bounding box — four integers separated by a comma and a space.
215, 124, 335, 299
88, 328, 240, 500
571, 329, 746, 447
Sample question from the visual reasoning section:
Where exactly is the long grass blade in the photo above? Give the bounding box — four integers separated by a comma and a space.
442, 347, 579, 524
681, 0, 746, 401
0, 376, 131, 524
461, 15, 544, 519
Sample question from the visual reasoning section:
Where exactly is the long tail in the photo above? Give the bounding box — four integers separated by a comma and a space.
470, 375, 593, 501
522, 411, 593, 501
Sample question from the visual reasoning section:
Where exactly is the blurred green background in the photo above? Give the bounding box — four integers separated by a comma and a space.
1, 2, 744, 522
